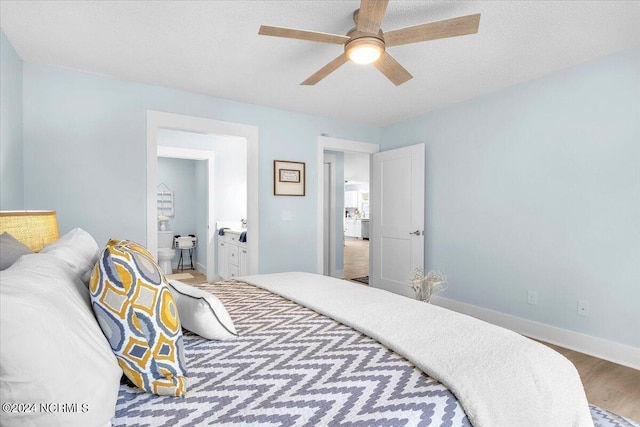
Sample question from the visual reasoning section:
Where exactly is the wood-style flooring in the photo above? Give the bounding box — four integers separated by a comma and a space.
344, 237, 369, 279
173, 263, 640, 422
541, 341, 640, 421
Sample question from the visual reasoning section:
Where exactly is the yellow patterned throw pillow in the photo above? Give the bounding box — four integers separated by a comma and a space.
90, 239, 187, 397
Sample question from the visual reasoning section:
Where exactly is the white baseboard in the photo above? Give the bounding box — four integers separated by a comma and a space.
196, 262, 207, 275
432, 296, 640, 370
170, 262, 207, 276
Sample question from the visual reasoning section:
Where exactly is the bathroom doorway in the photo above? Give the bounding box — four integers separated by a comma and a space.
157, 130, 247, 282
146, 110, 258, 283
157, 145, 214, 283
157, 155, 208, 282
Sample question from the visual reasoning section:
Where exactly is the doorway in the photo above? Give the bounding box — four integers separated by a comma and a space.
343, 152, 370, 283
157, 130, 247, 281
157, 144, 214, 282
146, 111, 259, 282
318, 137, 426, 295
316, 136, 379, 281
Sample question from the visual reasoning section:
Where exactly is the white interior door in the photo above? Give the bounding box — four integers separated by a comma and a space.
371, 143, 425, 297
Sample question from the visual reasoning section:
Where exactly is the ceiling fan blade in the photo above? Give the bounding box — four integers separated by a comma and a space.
301, 53, 349, 85
259, 25, 349, 45
384, 13, 481, 47
356, 0, 389, 34
373, 52, 412, 86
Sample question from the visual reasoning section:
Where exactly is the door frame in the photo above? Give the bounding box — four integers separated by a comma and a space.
316, 136, 379, 275
323, 154, 334, 276
147, 111, 259, 276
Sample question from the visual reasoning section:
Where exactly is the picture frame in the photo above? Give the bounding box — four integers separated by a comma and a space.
274, 160, 305, 196
279, 169, 300, 183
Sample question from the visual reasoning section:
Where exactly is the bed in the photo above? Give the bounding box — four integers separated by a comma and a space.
1, 212, 638, 427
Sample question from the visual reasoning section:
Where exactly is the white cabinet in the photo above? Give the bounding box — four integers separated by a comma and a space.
344, 219, 362, 238
360, 219, 370, 239
239, 246, 249, 276
217, 240, 228, 280
345, 190, 358, 208
217, 231, 249, 280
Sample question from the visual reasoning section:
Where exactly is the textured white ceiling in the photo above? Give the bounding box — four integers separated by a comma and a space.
2, 1, 639, 125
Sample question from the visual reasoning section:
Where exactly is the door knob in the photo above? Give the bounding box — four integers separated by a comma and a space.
409, 230, 422, 236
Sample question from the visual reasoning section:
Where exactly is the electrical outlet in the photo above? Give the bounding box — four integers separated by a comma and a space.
527, 290, 538, 305
577, 300, 590, 317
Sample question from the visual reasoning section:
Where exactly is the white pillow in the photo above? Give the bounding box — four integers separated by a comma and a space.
40, 227, 100, 286
167, 279, 238, 340
0, 254, 122, 427
0, 232, 33, 270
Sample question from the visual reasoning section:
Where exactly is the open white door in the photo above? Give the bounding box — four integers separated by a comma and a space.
370, 143, 425, 297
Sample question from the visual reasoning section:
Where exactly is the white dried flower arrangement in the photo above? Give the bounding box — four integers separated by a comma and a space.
408, 268, 447, 303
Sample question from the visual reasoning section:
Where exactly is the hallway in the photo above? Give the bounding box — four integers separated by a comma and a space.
344, 237, 369, 280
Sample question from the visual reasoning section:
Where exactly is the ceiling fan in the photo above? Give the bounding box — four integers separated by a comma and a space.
258, 0, 480, 86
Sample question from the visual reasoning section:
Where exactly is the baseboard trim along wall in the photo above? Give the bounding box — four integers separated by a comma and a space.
432, 296, 640, 370
196, 262, 207, 276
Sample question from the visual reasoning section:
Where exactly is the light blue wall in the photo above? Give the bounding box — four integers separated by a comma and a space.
0, 29, 24, 209
381, 47, 640, 347
157, 157, 205, 270
21, 62, 380, 273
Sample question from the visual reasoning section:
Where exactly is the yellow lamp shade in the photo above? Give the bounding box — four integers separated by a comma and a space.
0, 210, 59, 252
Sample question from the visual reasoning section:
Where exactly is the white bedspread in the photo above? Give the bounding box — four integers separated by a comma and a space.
242, 272, 594, 427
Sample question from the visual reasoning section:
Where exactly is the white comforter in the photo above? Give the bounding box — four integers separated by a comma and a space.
242, 272, 594, 427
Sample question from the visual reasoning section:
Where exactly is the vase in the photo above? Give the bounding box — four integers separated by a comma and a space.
159, 221, 167, 231
417, 284, 433, 303
416, 281, 445, 303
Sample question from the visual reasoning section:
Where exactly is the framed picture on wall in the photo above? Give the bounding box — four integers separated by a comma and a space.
274, 160, 305, 196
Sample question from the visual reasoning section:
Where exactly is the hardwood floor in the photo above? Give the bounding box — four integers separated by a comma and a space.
177, 260, 639, 421
539, 341, 640, 421
344, 237, 369, 279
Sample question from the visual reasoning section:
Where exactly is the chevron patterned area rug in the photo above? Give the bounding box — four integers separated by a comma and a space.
350, 275, 369, 284
591, 406, 640, 427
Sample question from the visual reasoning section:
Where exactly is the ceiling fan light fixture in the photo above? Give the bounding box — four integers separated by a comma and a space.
259, 5, 480, 86
345, 37, 385, 64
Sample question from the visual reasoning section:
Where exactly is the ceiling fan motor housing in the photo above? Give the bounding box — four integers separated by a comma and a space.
345, 30, 386, 64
